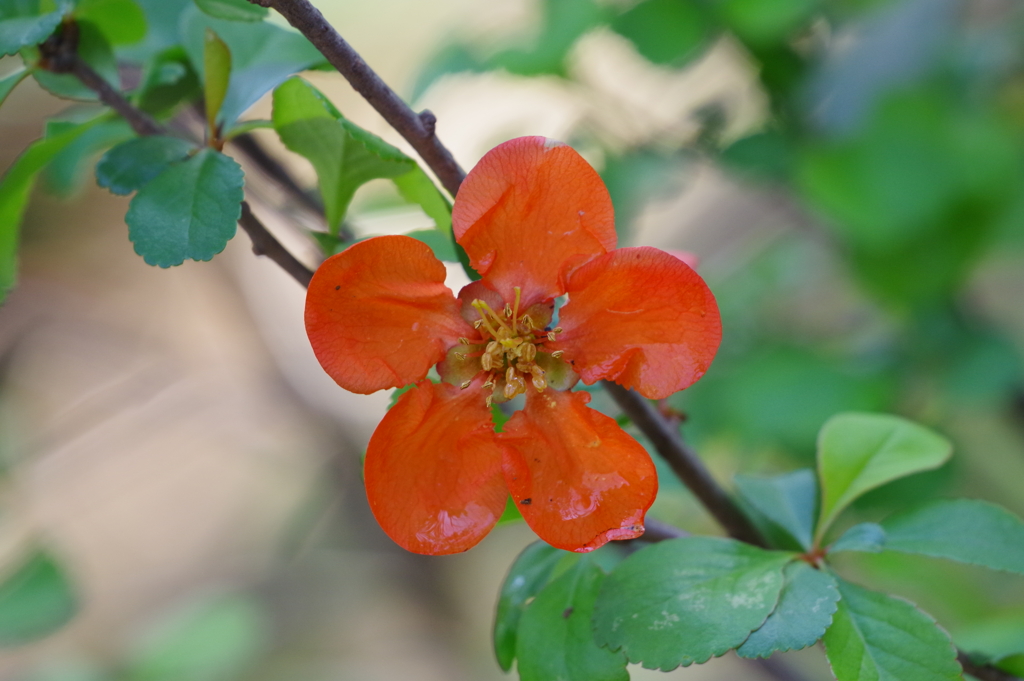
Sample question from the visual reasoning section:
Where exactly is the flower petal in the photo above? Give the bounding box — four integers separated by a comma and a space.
305, 235, 474, 394
554, 246, 722, 399
365, 380, 507, 555
452, 137, 616, 306
499, 389, 657, 552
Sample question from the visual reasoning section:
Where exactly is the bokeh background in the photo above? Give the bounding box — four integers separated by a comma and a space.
2, 0, 1024, 679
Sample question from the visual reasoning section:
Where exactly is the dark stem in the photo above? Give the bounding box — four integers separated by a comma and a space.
250, 0, 467, 198
230, 132, 324, 215
57, 53, 314, 286
960, 653, 1021, 681
238, 202, 314, 287
602, 381, 768, 547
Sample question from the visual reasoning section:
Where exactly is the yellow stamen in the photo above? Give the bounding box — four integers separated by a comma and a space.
512, 287, 522, 333
551, 350, 563, 358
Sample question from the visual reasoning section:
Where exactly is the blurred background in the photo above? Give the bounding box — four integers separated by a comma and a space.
2, 0, 1024, 679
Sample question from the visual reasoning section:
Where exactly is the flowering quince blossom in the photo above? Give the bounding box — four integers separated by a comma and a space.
304, 137, 722, 555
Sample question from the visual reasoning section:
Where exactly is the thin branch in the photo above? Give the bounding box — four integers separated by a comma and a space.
230, 132, 324, 214
249, 0, 467, 198
238, 202, 314, 287
602, 381, 768, 547
960, 653, 1021, 681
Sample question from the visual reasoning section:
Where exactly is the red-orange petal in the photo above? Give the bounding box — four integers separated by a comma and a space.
553, 246, 722, 400
452, 137, 616, 307
305, 235, 474, 394
499, 389, 657, 552
365, 379, 508, 555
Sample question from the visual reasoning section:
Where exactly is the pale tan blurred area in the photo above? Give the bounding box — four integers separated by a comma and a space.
0, 1, 826, 680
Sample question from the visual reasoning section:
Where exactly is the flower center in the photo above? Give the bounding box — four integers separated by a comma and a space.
454, 287, 564, 406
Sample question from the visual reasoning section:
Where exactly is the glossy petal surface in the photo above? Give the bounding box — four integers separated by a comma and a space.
452, 137, 616, 306
365, 380, 508, 555
499, 389, 657, 552
554, 247, 722, 399
305, 235, 473, 393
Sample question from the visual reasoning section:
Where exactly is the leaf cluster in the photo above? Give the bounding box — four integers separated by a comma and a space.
496, 412, 1024, 681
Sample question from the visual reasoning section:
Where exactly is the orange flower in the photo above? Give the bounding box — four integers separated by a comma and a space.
305, 137, 722, 555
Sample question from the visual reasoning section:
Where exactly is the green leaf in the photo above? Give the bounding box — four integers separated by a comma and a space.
493, 541, 564, 672
715, 0, 818, 47
180, 5, 324, 127
125, 148, 243, 267
221, 118, 272, 139
0, 1, 65, 56
405, 228, 456, 262
489, 0, 605, 76
124, 593, 266, 681
516, 557, 628, 681
611, 0, 713, 66
823, 578, 963, 681
0, 549, 77, 645
735, 469, 817, 550
736, 561, 839, 658
42, 117, 133, 196
0, 119, 95, 302
193, 0, 266, 22
392, 166, 452, 234
592, 537, 791, 670
132, 45, 201, 116
880, 499, 1024, 575
815, 413, 952, 544
95, 135, 196, 195
272, 77, 416, 234
203, 27, 230, 134
31, 19, 118, 101
74, 0, 146, 44
495, 495, 523, 526
955, 613, 1024, 667
0, 63, 30, 106
829, 522, 886, 554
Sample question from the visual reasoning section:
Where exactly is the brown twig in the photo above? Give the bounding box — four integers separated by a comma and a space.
238, 202, 314, 287
960, 653, 1022, 681
248, 0, 467, 198
602, 381, 768, 547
